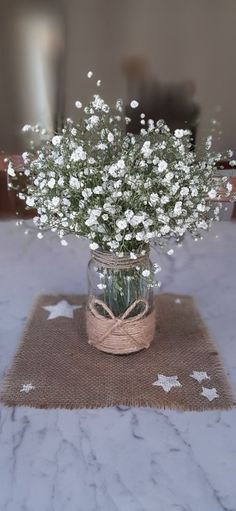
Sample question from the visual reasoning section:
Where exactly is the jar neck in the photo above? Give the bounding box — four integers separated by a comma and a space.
91, 249, 150, 270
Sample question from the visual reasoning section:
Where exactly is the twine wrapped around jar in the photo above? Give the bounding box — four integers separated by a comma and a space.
86, 250, 156, 355
86, 297, 156, 354
91, 249, 149, 269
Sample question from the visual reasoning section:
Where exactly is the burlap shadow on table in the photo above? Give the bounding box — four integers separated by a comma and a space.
1, 294, 235, 411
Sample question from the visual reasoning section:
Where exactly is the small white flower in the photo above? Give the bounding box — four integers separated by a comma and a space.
75, 100, 82, 109
208, 189, 217, 199
82, 188, 92, 200
130, 100, 139, 109
86, 115, 99, 129
22, 124, 32, 132
197, 203, 206, 212
58, 177, 64, 186
116, 219, 127, 230
48, 178, 56, 189
197, 220, 208, 230
61, 239, 68, 246
160, 225, 170, 235
63, 198, 71, 206
97, 283, 106, 290
52, 135, 62, 146
93, 186, 103, 194
141, 140, 153, 158
97, 143, 107, 150
124, 209, 134, 221
108, 240, 119, 250
70, 146, 86, 162
174, 129, 185, 138
191, 187, 198, 197
107, 132, 114, 143
52, 197, 60, 207
37, 232, 44, 239
142, 269, 150, 277
206, 136, 212, 150
116, 99, 123, 111
97, 80, 101, 87
22, 152, 30, 164
102, 104, 109, 113
90, 242, 99, 250
153, 263, 162, 273
113, 179, 121, 189
40, 214, 48, 224
149, 193, 159, 206
160, 195, 170, 205
117, 159, 125, 170
69, 176, 80, 189
26, 197, 35, 207
87, 71, 93, 78
173, 201, 182, 216
136, 231, 145, 241
130, 252, 137, 259
180, 187, 189, 197
7, 162, 16, 177
158, 160, 168, 173
130, 215, 143, 227
55, 156, 64, 166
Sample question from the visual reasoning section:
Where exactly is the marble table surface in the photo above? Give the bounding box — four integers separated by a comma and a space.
0, 219, 236, 511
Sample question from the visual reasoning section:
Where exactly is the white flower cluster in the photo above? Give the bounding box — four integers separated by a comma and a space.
9, 74, 234, 256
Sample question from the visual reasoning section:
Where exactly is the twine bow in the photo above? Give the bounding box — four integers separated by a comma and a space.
88, 297, 149, 349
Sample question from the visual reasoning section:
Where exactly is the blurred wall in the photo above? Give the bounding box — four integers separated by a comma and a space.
64, 0, 125, 113
65, 0, 236, 153
0, 0, 64, 152
0, 0, 236, 153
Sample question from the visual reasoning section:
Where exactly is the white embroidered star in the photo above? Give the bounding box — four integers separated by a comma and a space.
43, 300, 82, 320
152, 374, 182, 393
174, 298, 182, 304
190, 371, 210, 383
20, 383, 35, 393
201, 387, 219, 402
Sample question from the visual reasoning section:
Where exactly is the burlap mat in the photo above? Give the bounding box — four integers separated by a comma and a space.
1, 294, 235, 411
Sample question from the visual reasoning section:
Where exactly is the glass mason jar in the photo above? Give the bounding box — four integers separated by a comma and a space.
86, 250, 156, 354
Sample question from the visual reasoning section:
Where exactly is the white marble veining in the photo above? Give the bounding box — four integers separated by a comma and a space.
0, 220, 236, 511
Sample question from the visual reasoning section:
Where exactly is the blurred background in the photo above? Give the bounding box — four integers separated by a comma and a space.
0, 0, 236, 217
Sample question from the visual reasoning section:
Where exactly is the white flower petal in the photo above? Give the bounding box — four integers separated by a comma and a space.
130, 100, 139, 109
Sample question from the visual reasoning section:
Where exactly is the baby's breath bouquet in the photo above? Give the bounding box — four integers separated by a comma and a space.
8, 72, 233, 322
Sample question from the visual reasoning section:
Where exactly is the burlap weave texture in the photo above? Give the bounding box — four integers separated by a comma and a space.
1, 294, 235, 411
